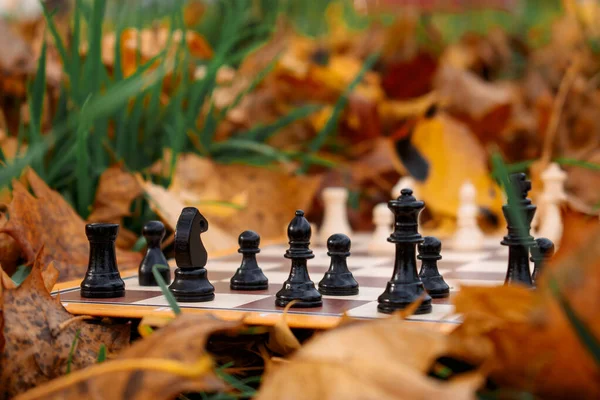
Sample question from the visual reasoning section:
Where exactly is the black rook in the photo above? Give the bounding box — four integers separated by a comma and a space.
81, 223, 126, 298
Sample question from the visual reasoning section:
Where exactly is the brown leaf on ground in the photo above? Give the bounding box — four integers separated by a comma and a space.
0, 20, 35, 77
139, 178, 237, 254
448, 226, 600, 399
18, 315, 242, 400
257, 318, 483, 400
0, 168, 142, 282
87, 165, 143, 224
0, 212, 21, 276
155, 154, 322, 241
0, 260, 130, 399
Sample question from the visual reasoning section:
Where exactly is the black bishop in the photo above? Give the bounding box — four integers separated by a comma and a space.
275, 210, 322, 308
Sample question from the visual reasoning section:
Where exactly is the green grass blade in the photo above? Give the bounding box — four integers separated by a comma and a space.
210, 139, 290, 163
82, 0, 107, 96
70, 0, 82, 101
96, 344, 107, 363
548, 277, 600, 365
555, 157, 600, 171
152, 264, 181, 315
66, 329, 81, 374
41, 5, 69, 67
245, 104, 321, 143
10, 265, 31, 286
75, 99, 92, 218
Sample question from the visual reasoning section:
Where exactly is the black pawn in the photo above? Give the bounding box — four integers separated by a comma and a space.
139, 221, 171, 286
81, 223, 125, 298
276, 210, 322, 308
418, 236, 450, 298
531, 238, 555, 287
230, 230, 269, 290
168, 207, 215, 302
502, 173, 536, 287
318, 234, 359, 296
378, 188, 432, 315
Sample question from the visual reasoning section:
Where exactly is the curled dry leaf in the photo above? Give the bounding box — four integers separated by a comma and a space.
257, 317, 483, 400
158, 154, 322, 241
0, 168, 142, 282
18, 314, 243, 400
0, 259, 130, 399
448, 227, 600, 399
87, 164, 143, 224
267, 302, 301, 356
0, 212, 21, 276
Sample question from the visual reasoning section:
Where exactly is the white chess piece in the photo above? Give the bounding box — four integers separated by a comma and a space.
319, 187, 353, 243
392, 176, 418, 199
534, 163, 567, 246
368, 203, 395, 255
453, 181, 484, 251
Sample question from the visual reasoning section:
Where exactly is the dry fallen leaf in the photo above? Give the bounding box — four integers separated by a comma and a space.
266, 302, 301, 356
257, 317, 483, 400
154, 154, 322, 241
449, 227, 600, 399
0, 259, 130, 399
17, 314, 243, 400
0, 212, 21, 276
0, 168, 142, 282
87, 164, 143, 224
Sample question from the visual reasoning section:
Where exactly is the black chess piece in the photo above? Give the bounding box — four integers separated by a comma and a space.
276, 210, 322, 308
502, 173, 536, 287
230, 230, 269, 290
81, 223, 126, 298
139, 221, 171, 286
318, 233, 359, 296
418, 236, 450, 298
530, 237, 555, 287
168, 207, 215, 302
378, 189, 432, 314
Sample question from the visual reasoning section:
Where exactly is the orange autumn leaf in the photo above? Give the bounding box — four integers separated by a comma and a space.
0, 168, 141, 283
448, 228, 600, 399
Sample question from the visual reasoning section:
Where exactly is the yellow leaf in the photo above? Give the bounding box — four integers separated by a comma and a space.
408, 113, 504, 220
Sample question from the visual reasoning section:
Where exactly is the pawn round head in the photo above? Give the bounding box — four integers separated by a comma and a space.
239, 230, 260, 250
418, 236, 442, 260
536, 238, 555, 257
327, 233, 351, 255
287, 210, 311, 243
143, 221, 166, 243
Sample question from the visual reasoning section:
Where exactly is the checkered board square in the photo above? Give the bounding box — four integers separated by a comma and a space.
55, 234, 510, 328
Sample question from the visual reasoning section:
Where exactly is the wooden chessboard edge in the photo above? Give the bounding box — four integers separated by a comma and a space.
61, 302, 458, 332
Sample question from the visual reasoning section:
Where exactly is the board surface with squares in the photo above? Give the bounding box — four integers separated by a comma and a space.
54, 233, 508, 329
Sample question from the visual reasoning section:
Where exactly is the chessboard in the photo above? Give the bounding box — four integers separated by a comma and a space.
53, 233, 508, 331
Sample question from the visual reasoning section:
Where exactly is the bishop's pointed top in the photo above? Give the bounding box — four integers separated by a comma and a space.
285, 209, 314, 259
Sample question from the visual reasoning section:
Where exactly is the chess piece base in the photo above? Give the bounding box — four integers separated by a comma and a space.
169, 268, 215, 302
377, 281, 432, 314
81, 274, 125, 298
318, 272, 359, 296
276, 283, 322, 308
230, 269, 269, 291
421, 276, 450, 298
